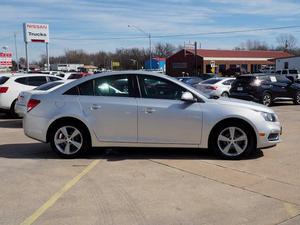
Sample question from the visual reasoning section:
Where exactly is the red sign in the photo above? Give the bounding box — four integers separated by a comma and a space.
0, 52, 13, 67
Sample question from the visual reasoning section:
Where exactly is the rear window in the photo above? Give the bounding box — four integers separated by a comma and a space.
68, 74, 82, 79
34, 81, 64, 91
201, 78, 221, 84
48, 76, 62, 81
0, 76, 9, 85
27, 76, 47, 86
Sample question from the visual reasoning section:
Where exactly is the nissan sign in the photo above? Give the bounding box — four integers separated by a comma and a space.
23, 23, 49, 43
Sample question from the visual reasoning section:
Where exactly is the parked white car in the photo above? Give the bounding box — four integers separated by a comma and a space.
56, 72, 85, 80
0, 73, 62, 115
195, 77, 235, 97
15, 80, 70, 117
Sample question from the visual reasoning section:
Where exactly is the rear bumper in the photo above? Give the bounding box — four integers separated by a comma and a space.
23, 114, 48, 142
14, 102, 26, 117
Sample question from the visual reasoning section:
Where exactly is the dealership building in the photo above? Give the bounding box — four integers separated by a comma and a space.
166, 49, 292, 76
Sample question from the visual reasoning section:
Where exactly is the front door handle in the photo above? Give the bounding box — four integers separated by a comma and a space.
144, 107, 156, 114
90, 104, 102, 110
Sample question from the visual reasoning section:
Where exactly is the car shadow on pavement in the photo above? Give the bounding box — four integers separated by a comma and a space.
0, 143, 264, 161
0, 119, 22, 128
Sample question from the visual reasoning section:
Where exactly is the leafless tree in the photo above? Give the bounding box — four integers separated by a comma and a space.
276, 33, 297, 50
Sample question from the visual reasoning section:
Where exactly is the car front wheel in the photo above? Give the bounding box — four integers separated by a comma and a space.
50, 123, 89, 158
210, 123, 256, 159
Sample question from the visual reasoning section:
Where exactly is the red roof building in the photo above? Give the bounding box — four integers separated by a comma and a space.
166, 49, 293, 76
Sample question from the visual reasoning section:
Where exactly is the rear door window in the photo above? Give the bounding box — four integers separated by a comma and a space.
282, 70, 288, 75
222, 79, 235, 85
289, 70, 298, 74
27, 76, 48, 86
95, 75, 131, 97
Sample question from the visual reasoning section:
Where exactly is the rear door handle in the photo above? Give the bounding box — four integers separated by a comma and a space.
144, 107, 156, 114
90, 104, 102, 110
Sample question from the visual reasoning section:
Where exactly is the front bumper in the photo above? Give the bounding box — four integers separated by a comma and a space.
256, 121, 282, 149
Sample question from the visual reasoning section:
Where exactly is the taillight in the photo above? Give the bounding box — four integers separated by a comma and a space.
0, 87, 8, 93
205, 86, 218, 90
27, 99, 40, 112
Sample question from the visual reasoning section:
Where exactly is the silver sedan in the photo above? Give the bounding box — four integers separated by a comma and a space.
23, 71, 282, 159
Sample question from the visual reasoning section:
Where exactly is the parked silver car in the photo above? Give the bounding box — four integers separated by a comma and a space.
23, 71, 281, 159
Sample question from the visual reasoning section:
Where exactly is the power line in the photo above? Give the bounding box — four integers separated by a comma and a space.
51, 25, 300, 41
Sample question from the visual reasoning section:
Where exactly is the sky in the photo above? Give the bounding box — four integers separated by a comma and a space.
1, 0, 300, 62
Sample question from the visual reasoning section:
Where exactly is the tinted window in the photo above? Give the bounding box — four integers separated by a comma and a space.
64, 86, 79, 95
78, 80, 94, 95
15, 77, 28, 85
34, 81, 64, 91
57, 74, 65, 78
276, 76, 292, 83
68, 74, 82, 79
282, 70, 288, 74
95, 75, 130, 97
289, 70, 298, 74
139, 76, 186, 100
27, 76, 47, 86
275, 71, 281, 74
48, 76, 62, 81
0, 76, 9, 85
201, 78, 221, 84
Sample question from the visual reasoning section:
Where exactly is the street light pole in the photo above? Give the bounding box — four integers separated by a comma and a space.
128, 25, 152, 70
14, 33, 19, 71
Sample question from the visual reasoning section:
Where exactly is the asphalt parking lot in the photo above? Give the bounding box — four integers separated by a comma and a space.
0, 103, 300, 225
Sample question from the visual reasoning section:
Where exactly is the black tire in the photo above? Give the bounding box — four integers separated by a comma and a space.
221, 92, 229, 97
9, 99, 18, 117
49, 122, 90, 158
261, 92, 272, 107
209, 122, 256, 160
293, 91, 300, 105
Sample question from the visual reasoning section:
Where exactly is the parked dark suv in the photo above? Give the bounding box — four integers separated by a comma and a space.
230, 74, 300, 106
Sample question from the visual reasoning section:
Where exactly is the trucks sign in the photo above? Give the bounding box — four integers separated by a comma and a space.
23, 23, 49, 43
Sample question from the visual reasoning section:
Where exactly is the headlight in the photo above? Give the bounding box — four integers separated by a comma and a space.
260, 112, 278, 122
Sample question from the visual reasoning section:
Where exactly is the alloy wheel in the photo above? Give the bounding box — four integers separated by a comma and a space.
54, 126, 83, 155
217, 127, 248, 157
263, 94, 271, 106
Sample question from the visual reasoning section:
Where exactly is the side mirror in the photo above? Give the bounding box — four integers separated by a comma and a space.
181, 92, 196, 102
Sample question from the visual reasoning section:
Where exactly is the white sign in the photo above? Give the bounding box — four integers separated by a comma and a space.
0, 52, 12, 67
23, 23, 49, 43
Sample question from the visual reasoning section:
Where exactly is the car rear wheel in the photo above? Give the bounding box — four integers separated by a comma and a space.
50, 123, 89, 158
261, 92, 272, 106
293, 91, 300, 105
221, 92, 229, 97
210, 123, 255, 159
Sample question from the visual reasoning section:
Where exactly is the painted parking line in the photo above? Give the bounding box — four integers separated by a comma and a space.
20, 160, 100, 225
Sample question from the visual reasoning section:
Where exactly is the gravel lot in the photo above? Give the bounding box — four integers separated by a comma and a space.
0, 103, 300, 225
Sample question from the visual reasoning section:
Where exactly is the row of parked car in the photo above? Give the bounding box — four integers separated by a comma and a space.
0, 72, 86, 116
177, 73, 300, 107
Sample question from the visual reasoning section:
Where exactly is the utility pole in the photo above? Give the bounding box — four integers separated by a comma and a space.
128, 25, 152, 70
194, 42, 198, 75
14, 32, 19, 71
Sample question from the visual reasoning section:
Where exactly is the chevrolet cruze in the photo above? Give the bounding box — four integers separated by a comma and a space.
23, 71, 281, 159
